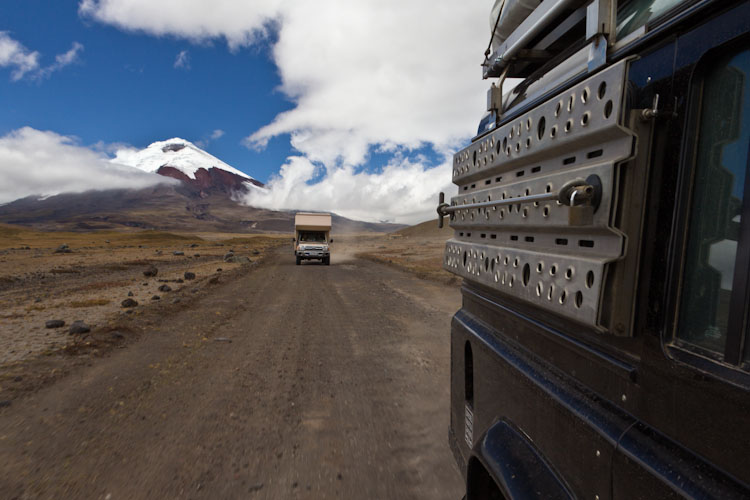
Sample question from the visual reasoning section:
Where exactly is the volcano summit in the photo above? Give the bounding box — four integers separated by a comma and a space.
113, 138, 265, 197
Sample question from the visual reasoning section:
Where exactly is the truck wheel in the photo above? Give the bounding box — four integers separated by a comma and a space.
324, 257, 330, 266
296, 256, 301, 265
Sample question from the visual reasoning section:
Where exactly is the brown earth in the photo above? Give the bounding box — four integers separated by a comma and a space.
347, 219, 456, 285
0, 225, 282, 366
0, 232, 462, 499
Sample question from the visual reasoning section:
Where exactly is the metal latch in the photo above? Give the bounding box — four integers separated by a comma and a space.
640, 94, 660, 121
437, 175, 602, 228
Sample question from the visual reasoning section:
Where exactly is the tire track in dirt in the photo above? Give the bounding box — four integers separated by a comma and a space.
0, 246, 462, 499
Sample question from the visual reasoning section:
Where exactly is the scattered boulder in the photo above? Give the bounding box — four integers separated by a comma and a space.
184, 272, 196, 280
176, 279, 184, 283
127, 291, 134, 297
54, 244, 72, 254
171, 298, 181, 304
189, 243, 199, 248
110, 331, 124, 340
121, 298, 138, 308
223, 252, 235, 262
143, 265, 158, 277
69, 320, 91, 335
216, 268, 223, 272
158, 284, 172, 292
208, 276, 220, 285
45, 319, 65, 329
151, 295, 161, 301
252, 250, 260, 255
0, 401, 11, 409
193, 254, 200, 257
173, 251, 185, 256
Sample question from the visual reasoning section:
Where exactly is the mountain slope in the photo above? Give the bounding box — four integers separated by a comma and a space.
113, 138, 264, 195
0, 186, 403, 234
0, 137, 405, 234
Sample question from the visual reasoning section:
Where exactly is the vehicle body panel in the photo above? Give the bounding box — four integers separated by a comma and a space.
447, 1, 750, 497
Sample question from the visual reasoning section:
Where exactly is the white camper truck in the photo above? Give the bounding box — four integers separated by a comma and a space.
293, 213, 332, 266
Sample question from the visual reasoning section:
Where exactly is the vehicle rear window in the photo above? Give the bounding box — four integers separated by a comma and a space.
616, 0, 687, 39
678, 44, 750, 366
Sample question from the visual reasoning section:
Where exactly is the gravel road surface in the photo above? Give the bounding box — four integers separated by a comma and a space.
0, 246, 463, 499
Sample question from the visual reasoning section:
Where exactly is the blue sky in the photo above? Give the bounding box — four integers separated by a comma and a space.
0, 0, 295, 183
0, 0, 489, 223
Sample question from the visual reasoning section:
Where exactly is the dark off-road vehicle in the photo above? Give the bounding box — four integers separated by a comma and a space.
438, 0, 750, 497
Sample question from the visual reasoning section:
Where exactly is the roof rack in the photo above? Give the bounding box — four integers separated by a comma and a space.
484, 0, 617, 80
483, 0, 620, 122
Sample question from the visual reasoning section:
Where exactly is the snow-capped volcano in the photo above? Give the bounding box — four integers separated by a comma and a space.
112, 138, 264, 195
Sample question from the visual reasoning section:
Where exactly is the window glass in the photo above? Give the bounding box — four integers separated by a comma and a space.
299, 231, 326, 242
616, 0, 687, 39
678, 47, 750, 358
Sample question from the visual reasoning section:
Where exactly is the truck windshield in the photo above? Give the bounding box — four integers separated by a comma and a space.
299, 232, 326, 242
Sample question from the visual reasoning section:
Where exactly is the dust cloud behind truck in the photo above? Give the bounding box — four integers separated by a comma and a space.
293, 213, 332, 266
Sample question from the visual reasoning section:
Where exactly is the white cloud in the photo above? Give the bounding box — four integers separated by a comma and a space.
0, 33, 83, 81
195, 129, 225, 148
79, 0, 284, 50
79, 0, 491, 223
174, 49, 190, 69
38, 42, 84, 78
243, 155, 457, 225
0, 127, 175, 204
0, 32, 40, 80
55, 42, 84, 68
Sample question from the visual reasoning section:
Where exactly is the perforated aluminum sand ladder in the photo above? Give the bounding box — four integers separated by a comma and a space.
436, 176, 601, 228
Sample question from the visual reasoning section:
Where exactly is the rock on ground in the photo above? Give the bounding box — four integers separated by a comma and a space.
69, 321, 90, 335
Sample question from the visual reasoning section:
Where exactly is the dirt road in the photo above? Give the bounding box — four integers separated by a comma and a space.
0, 246, 463, 499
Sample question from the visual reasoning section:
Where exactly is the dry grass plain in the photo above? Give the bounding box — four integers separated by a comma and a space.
0, 224, 284, 397
0, 220, 454, 404
345, 219, 456, 285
